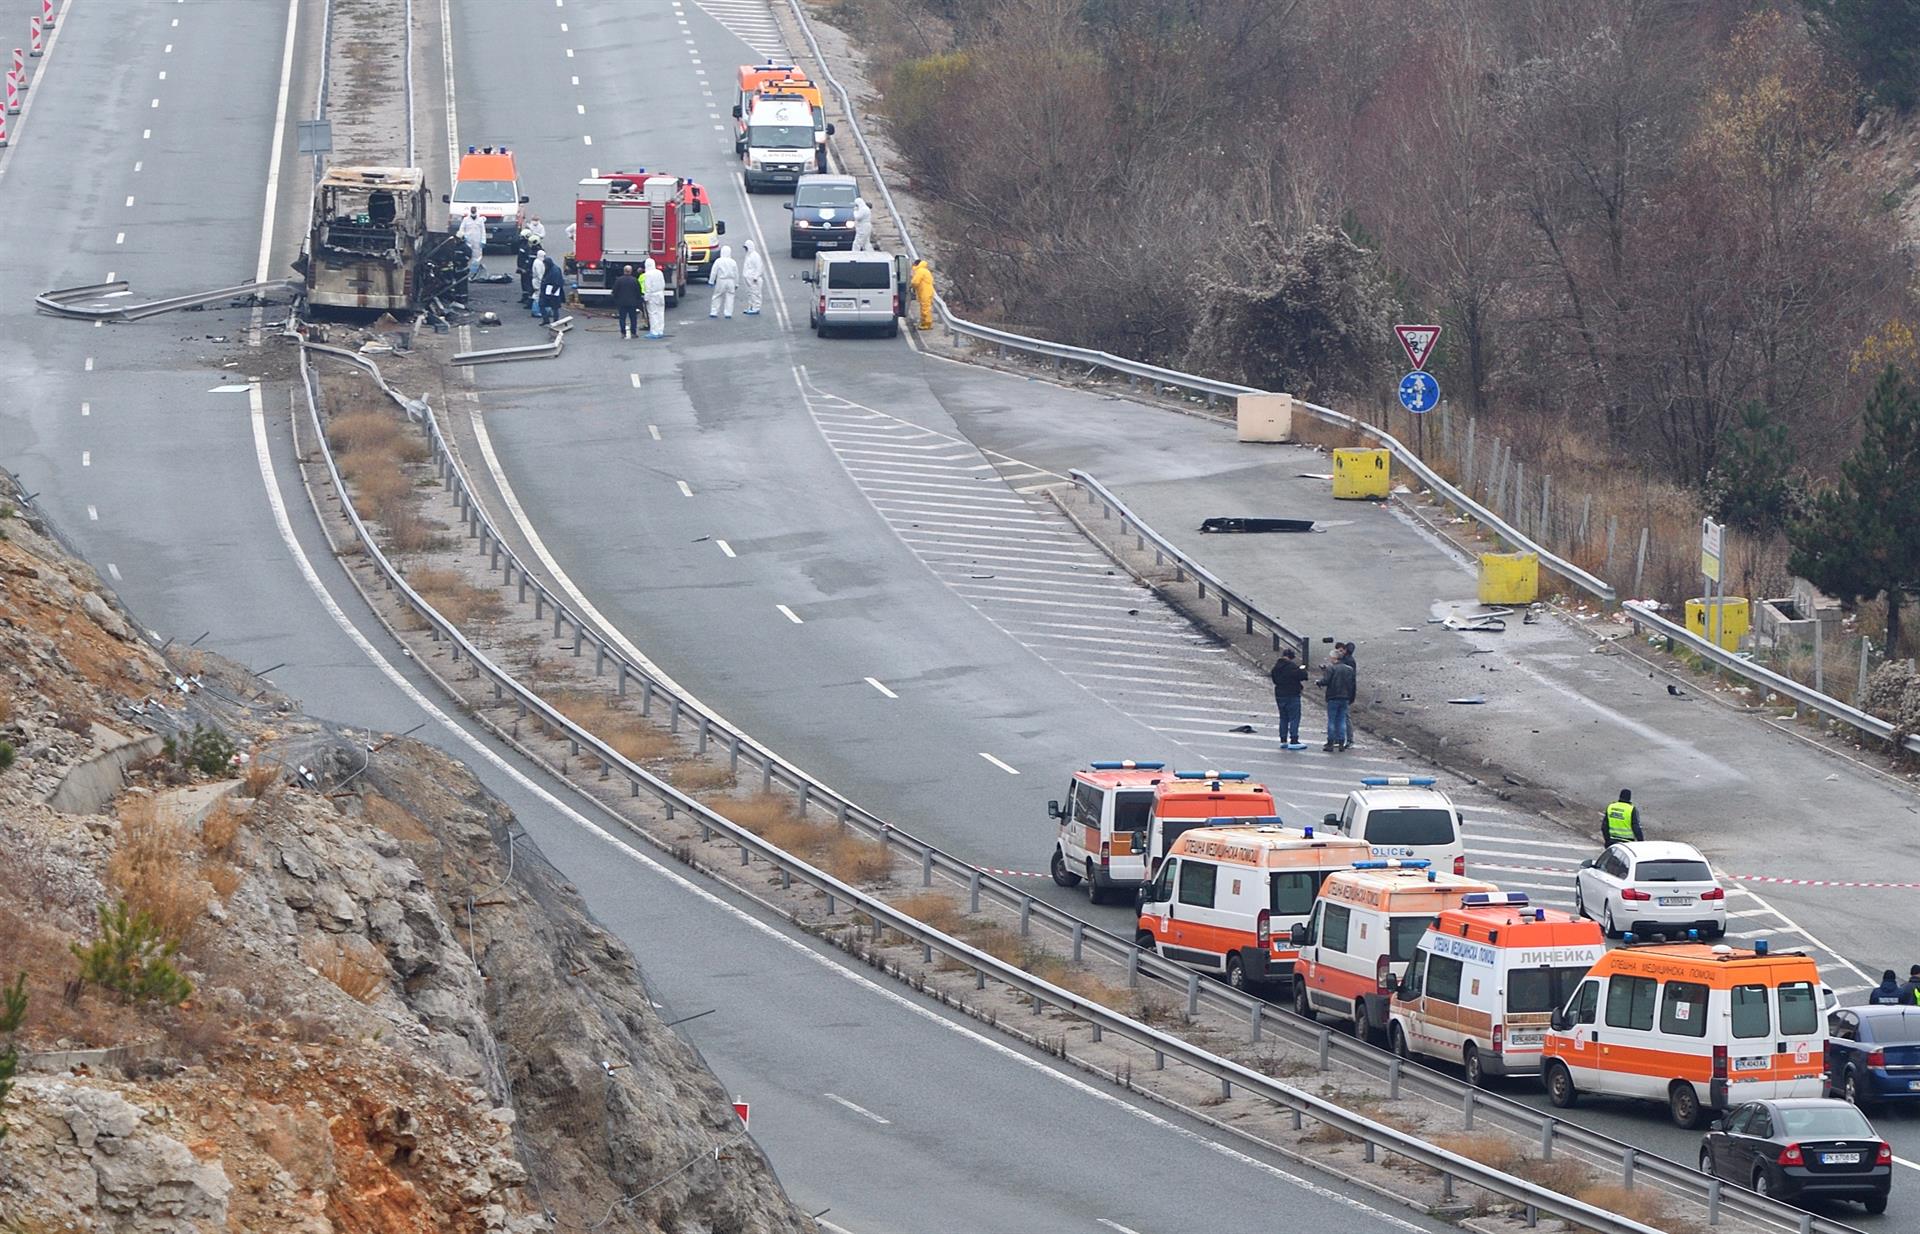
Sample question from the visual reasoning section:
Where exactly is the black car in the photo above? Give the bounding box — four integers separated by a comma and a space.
1698, 1097, 1890, 1214
785, 173, 859, 259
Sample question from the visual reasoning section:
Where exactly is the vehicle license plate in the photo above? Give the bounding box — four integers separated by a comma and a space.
1823, 1153, 1860, 1165
829, 298, 855, 309
1658, 896, 1690, 906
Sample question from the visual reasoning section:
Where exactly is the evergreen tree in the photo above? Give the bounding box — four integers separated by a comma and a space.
1707, 402, 1804, 537
1803, 0, 1920, 111
0, 972, 26, 1142
1789, 366, 1920, 654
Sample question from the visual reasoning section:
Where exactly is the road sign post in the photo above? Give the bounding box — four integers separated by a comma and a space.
1700, 517, 1725, 651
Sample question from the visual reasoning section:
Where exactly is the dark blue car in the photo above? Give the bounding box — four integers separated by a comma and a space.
1824, 1005, 1920, 1107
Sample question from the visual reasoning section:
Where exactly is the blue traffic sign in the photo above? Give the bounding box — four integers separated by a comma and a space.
1398, 370, 1440, 414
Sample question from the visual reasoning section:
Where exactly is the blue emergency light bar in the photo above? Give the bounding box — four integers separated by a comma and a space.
1350, 859, 1433, 871
1460, 892, 1530, 907
1088, 760, 1167, 771
1754, 939, 1769, 956
1174, 770, 1251, 781
1361, 776, 1437, 787
1216, 815, 1286, 826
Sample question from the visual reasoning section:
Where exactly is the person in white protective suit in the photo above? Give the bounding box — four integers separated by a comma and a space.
707, 244, 739, 319
458, 207, 488, 275
641, 257, 667, 338
851, 196, 873, 251
526, 246, 550, 318
739, 240, 765, 315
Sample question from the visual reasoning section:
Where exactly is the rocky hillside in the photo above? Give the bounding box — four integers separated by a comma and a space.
0, 480, 810, 1232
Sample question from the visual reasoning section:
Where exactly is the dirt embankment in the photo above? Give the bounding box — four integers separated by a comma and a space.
0, 478, 809, 1233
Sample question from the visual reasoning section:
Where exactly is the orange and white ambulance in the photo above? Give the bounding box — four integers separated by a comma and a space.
1289, 861, 1501, 1040
1135, 823, 1372, 991
1540, 939, 1827, 1128
1143, 771, 1278, 880
1388, 892, 1606, 1086
1049, 760, 1166, 905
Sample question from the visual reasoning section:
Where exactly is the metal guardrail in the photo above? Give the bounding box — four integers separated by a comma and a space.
300, 329, 1858, 1234
1626, 602, 1920, 756
452, 316, 572, 364
35, 278, 296, 321
298, 338, 1681, 1234
1065, 469, 1306, 659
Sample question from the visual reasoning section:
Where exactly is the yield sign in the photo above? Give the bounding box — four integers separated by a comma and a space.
1395, 324, 1442, 371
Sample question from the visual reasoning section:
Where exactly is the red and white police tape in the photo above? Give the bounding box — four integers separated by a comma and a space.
1472, 859, 1920, 891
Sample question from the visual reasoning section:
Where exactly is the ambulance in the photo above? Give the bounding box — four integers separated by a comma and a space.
1289, 861, 1502, 1040
1387, 892, 1606, 1086
1048, 760, 1166, 905
733, 62, 831, 169
1136, 824, 1372, 990
1144, 771, 1278, 880
445, 145, 528, 250
1540, 938, 1827, 1128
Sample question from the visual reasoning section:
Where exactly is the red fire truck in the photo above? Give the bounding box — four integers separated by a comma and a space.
565, 172, 691, 304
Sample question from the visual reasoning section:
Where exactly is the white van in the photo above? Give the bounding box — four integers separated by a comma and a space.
1136, 823, 1372, 990
1541, 939, 1827, 1127
1290, 861, 1501, 1040
1389, 893, 1605, 1086
1323, 776, 1467, 877
741, 97, 818, 192
803, 252, 901, 338
1048, 760, 1166, 905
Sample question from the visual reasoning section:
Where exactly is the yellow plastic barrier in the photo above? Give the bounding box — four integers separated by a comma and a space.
1478, 552, 1539, 605
1332, 448, 1390, 499
1685, 597, 1750, 650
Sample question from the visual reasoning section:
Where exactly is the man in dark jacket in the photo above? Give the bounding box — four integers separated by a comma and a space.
1868, 970, 1904, 1005
1898, 965, 1920, 1007
538, 255, 567, 326
611, 264, 643, 339
1317, 647, 1356, 751
1270, 648, 1307, 747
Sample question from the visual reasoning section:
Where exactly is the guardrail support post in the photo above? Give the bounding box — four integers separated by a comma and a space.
1461, 1088, 1476, 1128
1619, 1148, 1635, 1188
1523, 1204, 1537, 1229
921, 850, 933, 887
1538, 1119, 1554, 1161
1317, 1029, 1330, 1071
1071, 921, 1084, 962
517, 574, 527, 604
593, 643, 605, 675
696, 715, 709, 754
639, 679, 653, 716
669, 698, 682, 733
922, 941, 931, 964
975, 969, 985, 991
1221, 1077, 1232, 1101
700, 821, 711, 842
761, 758, 773, 793
1250, 1004, 1263, 1043
1441, 1173, 1454, 1202
1291, 1108, 1303, 1132
1363, 1139, 1374, 1164
1125, 949, 1139, 987
1154, 1049, 1164, 1071
739, 843, 750, 866
781, 868, 791, 890
728, 734, 740, 772
825, 893, 835, 915
1032, 991, 1042, 1015
1091, 1022, 1101, 1043
1387, 1056, 1401, 1099
533, 591, 544, 620
967, 870, 982, 914
797, 781, 810, 813
1706, 1179, 1720, 1225
1186, 972, 1199, 1018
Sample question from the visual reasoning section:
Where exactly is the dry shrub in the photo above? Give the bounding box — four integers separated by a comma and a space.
955, 921, 1028, 967
239, 758, 281, 799
327, 410, 405, 455
1513, 1156, 1596, 1196
889, 891, 964, 934
199, 799, 243, 857
1027, 954, 1136, 1011
108, 797, 210, 945
205, 862, 243, 901
1569, 1183, 1683, 1232
0, 690, 13, 724
1433, 1132, 1527, 1173
549, 693, 680, 762
409, 567, 506, 624
303, 937, 385, 1003
713, 792, 806, 834
670, 762, 735, 792
823, 833, 894, 884
362, 791, 436, 845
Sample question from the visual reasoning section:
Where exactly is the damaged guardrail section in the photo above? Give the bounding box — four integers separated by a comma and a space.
297, 328, 1864, 1234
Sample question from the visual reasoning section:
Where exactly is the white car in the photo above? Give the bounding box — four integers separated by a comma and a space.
1574, 840, 1727, 940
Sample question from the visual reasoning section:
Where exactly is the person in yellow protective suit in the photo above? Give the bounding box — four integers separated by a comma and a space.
909, 258, 935, 331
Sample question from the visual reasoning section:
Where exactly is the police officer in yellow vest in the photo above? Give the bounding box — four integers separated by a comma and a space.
1603, 789, 1645, 847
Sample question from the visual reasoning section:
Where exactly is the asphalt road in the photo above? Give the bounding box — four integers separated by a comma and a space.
428, 0, 1920, 1219
0, 3, 1455, 1230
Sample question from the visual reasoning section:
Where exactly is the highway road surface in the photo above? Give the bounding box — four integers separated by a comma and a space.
431, 0, 1920, 1219
0, 3, 1459, 1230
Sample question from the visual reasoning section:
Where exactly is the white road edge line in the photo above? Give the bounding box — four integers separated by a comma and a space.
822, 1093, 890, 1125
